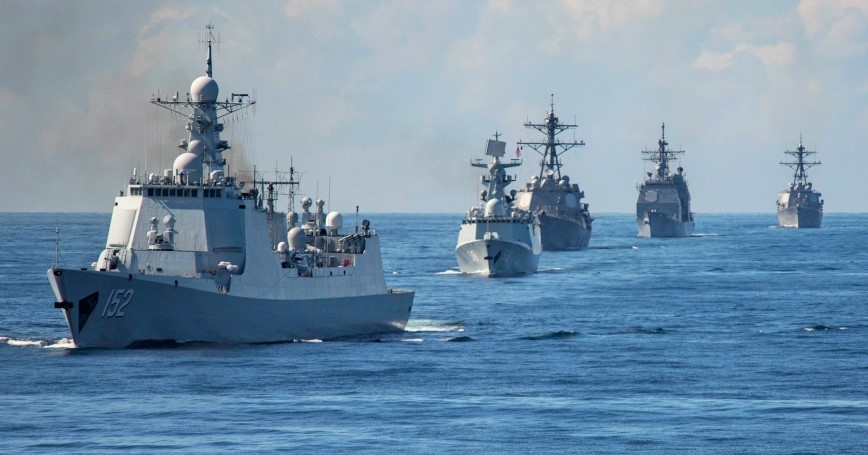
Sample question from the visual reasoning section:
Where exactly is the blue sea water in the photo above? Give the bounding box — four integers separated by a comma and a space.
1, 212, 866, 453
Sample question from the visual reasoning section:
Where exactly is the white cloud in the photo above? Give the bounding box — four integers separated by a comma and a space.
693, 42, 795, 72
798, 0, 868, 58
693, 50, 735, 72
140, 7, 193, 34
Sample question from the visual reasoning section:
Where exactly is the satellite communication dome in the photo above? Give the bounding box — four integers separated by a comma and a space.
190, 76, 219, 102
173, 152, 202, 182
287, 227, 306, 251
188, 139, 205, 156
484, 198, 503, 217
326, 212, 343, 231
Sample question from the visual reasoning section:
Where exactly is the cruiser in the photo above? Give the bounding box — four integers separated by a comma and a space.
777, 136, 823, 228
514, 95, 593, 250
455, 136, 541, 276
636, 123, 695, 237
47, 25, 413, 348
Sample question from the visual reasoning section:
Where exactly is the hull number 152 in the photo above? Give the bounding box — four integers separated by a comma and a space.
101, 289, 134, 318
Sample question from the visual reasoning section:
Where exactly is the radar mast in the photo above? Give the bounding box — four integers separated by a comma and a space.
517, 94, 585, 180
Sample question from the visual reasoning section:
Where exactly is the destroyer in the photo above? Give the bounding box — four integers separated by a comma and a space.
636, 123, 695, 237
455, 136, 541, 276
47, 25, 413, 348
514, 95, 593, 250
777, 136, 823, 228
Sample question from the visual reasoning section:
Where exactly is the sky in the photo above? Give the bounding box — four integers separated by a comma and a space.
1, 0, 866, 214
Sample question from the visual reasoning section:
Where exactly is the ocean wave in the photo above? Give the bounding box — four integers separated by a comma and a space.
802, 325, 847, 332
521, 330, 578, 341
404, 319, 464, 333
435, 269, 463, 275
1, 336, 74, 349
621, 326, 668, 335
442, 335, 474, 342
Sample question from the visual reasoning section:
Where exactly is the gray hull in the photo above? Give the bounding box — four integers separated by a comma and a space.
48, 268, 413, 348
538, 214, 591, 250
777, 206, 822, 228
637, 212, 695, 238
455, 238, 540, 276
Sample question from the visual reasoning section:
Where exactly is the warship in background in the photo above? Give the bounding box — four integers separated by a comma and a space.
513, 95, 593, 250
636, 123, 695, 238
455, 136, 541, 276
777, 136, 823, 228
46, 25, 413, 348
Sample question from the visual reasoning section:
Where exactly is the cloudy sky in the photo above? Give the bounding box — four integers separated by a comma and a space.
1, 0, 866, 214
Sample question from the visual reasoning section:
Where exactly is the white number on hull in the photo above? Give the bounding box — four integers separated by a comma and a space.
101, 289, 134, 318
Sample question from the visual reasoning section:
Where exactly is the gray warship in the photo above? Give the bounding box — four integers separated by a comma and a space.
46, 25, 413, 348
777, 136, 823, 228
636, 123, 694, 238
513, 96, 593, 250
455, 136, 542, 276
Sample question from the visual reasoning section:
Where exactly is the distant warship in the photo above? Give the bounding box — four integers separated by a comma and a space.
455, 136, 542, 276
636, 123, 694, 238
513, 95, 593, 250
777, 136, 823, 228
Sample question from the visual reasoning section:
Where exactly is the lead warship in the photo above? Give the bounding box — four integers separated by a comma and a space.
455, 136, 542, 276
513, 96, 593, 250
636, 123, 695, 238
776, 136, 823, 228
47, 25, 413, 348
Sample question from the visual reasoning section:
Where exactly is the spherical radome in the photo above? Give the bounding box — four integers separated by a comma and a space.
190, 76, 219, 102
188, 139, 205, 156
173, 152, 202, 182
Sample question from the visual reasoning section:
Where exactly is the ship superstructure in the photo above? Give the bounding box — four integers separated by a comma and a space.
777, 136, 823, 228
47, 25, 413, 348
636, 123, 694, 238
455, 136, 541, 276
513, 95, 593, 250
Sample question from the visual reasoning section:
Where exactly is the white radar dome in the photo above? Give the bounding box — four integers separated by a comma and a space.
173, 152, 202, 182
287, 227, 306, 251
188, 139, 205, 156
484, 198, 504, 217
325, 212, 343, 231
190, 76, 219, 102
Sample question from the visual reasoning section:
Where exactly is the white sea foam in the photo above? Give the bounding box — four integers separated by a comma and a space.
401, 338, 424, 343
404, 319, 464, 333
436, 269, 463, 275
5, 338, 47, 347
301, 339, 323, 343
45, 338, 76, 349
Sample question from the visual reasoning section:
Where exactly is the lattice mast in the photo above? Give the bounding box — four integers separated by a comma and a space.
517, 94, 585, 180
781, 135, 820, 185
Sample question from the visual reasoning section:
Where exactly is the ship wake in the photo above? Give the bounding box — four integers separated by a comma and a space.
1, 336, 75, 349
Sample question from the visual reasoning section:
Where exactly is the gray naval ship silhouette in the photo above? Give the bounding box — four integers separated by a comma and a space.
455, 135, 542, 277
777, 136, 823, 228
48, 25, 413, 348
513, 96, 594, 250
635, 123, 695, 238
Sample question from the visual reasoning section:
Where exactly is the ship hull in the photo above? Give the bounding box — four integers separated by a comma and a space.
538, 214, 591, 250
48, 268, 413, 348
455, 239, 540, 276
637, 212, 695, 238
777, 206, 822, 228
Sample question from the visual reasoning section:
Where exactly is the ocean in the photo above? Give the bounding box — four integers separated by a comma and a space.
1, 212, 866, 453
